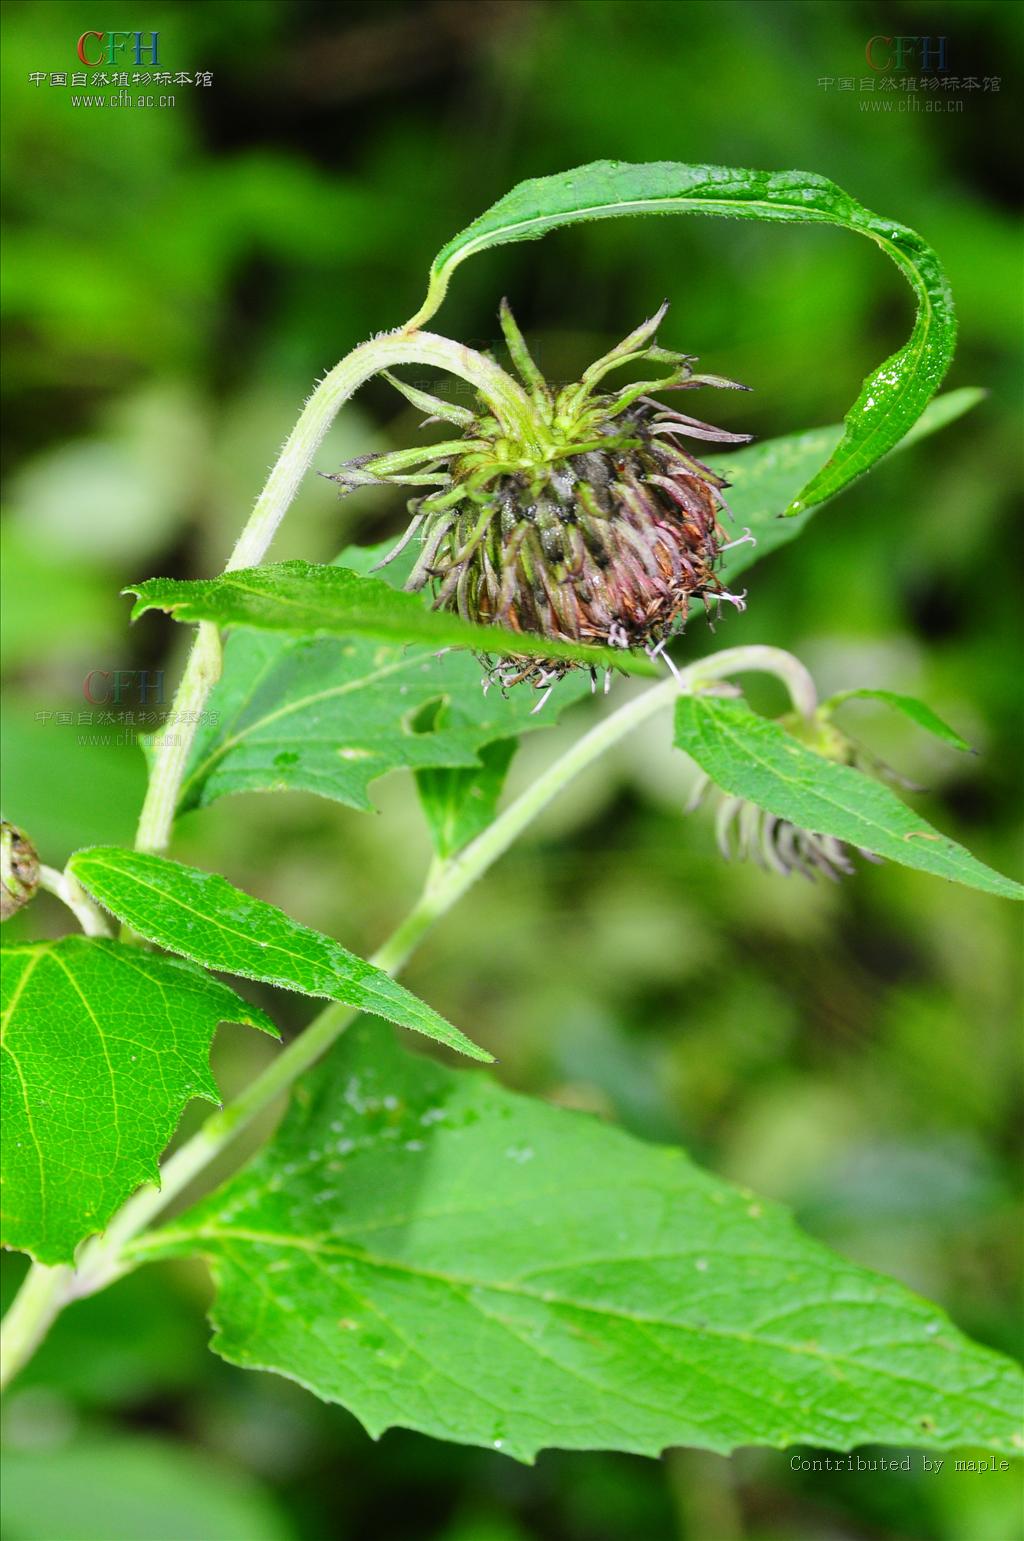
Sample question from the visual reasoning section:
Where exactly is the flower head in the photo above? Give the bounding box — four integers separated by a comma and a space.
686, 710, 884, 882
331, 303, 751, 697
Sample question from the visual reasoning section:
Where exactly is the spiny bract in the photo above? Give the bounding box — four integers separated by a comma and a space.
332, 302, 753, 702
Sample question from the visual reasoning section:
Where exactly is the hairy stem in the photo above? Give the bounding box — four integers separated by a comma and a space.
132, 332, 534, 859
133, 624, 222, 856
0, 1263, 74, 1392
2, 642, 813, 1373
38, 866, 111, 937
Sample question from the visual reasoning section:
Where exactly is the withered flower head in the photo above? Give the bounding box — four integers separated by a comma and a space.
686, 711, 885, 882
331, 303, 752, 702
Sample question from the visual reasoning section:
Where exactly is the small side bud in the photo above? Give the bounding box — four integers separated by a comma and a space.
1, 820, 40, 921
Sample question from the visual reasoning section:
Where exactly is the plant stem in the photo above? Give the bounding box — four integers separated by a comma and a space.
37, 866, 111, 937
0, 1264, 74, 1392
131, 624, 222, 855
709, 642, 817, 719
76, 684, 682, 1292
133, 331, 534, 859
3, 327, 539, 1377
5, 274, 818, 1380
1, 642, 814, 1360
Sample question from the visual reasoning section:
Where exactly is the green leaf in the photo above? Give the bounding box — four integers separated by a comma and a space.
137, 1021, 1024, 1461
173, 622, 590, 819
406, 161, 958, 515
125, 560, 657, 679
709, 389, 984, 590
823, 689, 972, 753
158, 540, 590, 830
673, 697, 1022, 900
0, 937, 277, 1265
416, 738, 518, 858
67, 848, 491, 1062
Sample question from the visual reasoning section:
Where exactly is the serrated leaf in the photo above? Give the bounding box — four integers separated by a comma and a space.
709, 389, 983, 590
823, 689, 972, 753
416, 739, 518, 858
0, 937, 277, 1265
173, 622, 591, 818
405, 161, 958, 515
673, 697, 1021, 900
67, 849, 491, 1062
136, 1021, 1024, 1461
125, 561, 657, 679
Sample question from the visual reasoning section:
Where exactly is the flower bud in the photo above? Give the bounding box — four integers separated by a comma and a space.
1, 820, 40, 920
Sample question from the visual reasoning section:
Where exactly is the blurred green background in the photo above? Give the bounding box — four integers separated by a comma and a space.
2, 1, 1022, 1537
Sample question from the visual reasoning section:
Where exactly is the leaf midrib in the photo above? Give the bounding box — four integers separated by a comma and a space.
0, 947, 48, 1232
46, 945, 124, 1167
684, 703, 1017, 893
433, 175, 944, 493
72, 855, 415, 1020
179, 647, 432, 803
146, 1222, 1015, 1423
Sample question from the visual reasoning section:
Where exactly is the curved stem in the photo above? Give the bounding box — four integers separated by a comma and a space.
38, 866, 111, 937
706, 643, 817, 719
224, 333, 533, 573
133, 624, 222, 856
0, 1263, 73, 1392
132, 331, 534, 859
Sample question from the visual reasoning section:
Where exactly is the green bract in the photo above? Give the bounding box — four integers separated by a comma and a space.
332, 301, 753, 696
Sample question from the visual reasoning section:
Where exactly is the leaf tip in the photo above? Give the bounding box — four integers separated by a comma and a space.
120, 584, 148, 622
462, 1041, 496, 1064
